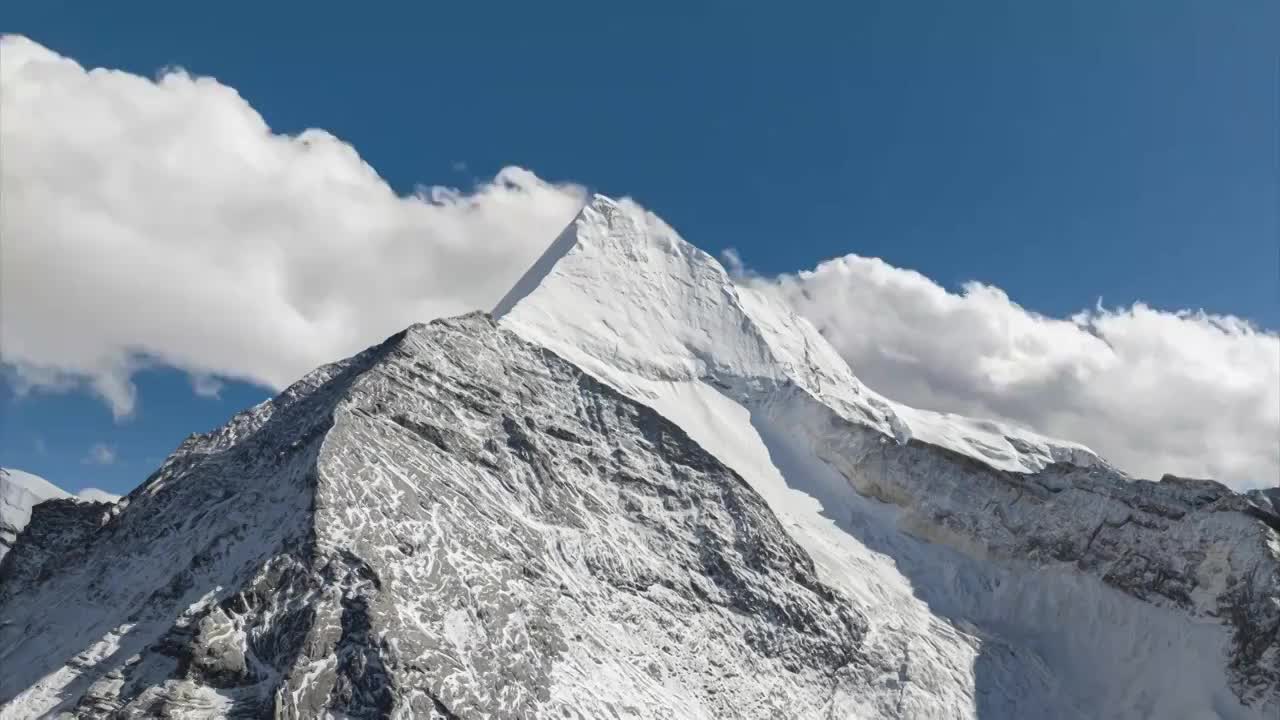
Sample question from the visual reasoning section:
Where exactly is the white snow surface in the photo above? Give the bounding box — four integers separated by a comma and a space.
497, 194, 1279, 717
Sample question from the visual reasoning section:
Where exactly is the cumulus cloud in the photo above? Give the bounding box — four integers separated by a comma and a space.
735, 253, 1279, 490
3, 36, 1274, 492
0, 36, 586, 418
82, 443, 116, 466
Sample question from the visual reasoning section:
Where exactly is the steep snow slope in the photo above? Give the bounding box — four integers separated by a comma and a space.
1, 468, 121, 564
497, 194, 1280, 715
495, 196, 1102, 475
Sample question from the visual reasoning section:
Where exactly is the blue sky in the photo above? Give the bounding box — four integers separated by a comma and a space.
4, 1, 1277, 495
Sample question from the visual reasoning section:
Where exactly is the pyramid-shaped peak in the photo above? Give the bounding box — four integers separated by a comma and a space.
492, 193, 711, 319
491, 192, 776, 385
495, 196, 1109, 477
490, 194, 889, 438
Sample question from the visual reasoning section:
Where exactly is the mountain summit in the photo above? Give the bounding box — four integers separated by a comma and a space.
495, 194, 1280, 713
1, 196, 1276, 719
497, 195, 1104, 474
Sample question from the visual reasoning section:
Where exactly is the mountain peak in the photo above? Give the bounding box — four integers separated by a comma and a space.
494, 192, 759, 381
493, 194, 681, 318
4, 227, 1277, 715
494, 195, 1104, 475
486, 199, 1279, 712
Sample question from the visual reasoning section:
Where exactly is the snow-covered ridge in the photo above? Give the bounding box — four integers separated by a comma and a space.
497, 194, 1280, 711
498, 194, 1103, 475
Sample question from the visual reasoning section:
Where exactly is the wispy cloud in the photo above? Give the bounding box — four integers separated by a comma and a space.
82, 442, 117, 466
191, 374, 224, 399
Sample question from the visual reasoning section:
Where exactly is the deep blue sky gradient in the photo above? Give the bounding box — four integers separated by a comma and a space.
4, 1, 1277, 493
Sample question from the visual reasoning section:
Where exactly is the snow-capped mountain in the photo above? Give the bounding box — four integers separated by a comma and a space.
1, 196, 1276, 719
497, 195, 1280, 715
0, 468, 118, 563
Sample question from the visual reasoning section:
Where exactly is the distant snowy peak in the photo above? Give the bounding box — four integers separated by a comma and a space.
497, 194, 1103, 475
0, 467, 119, 562
0, 467, 71, 503
75, 487, 122, 504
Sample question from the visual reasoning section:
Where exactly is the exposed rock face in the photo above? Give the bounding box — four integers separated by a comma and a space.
0, 315, 869, 719
1, 468, 72, 563
1, 468, 120, 565
0, 498, 109, 601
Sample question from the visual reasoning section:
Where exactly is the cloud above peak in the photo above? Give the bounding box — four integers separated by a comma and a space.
734, 253, 1278, 489
2, 35, 1274, 491
0, 35, 586, 417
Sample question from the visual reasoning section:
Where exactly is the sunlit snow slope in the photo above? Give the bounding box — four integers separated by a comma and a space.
497, 194, 1280, 717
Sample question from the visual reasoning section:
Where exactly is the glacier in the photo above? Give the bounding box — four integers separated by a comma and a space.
0, 194, 1275, 719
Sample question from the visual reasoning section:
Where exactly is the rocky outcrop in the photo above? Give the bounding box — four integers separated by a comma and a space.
0, 315, 871, 719
0, 498, 108, 604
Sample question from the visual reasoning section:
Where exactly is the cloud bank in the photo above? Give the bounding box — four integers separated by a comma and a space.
3, 36, 1274, 490
0, 35, 586, 418
734, 254, 1278, 489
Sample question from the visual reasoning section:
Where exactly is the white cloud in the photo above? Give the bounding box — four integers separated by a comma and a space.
735, 253, 1279, 490
0, 36, 586, 418
3, 36, 1273, 492
190, 374, 224, 399
82, 443, 116, 466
